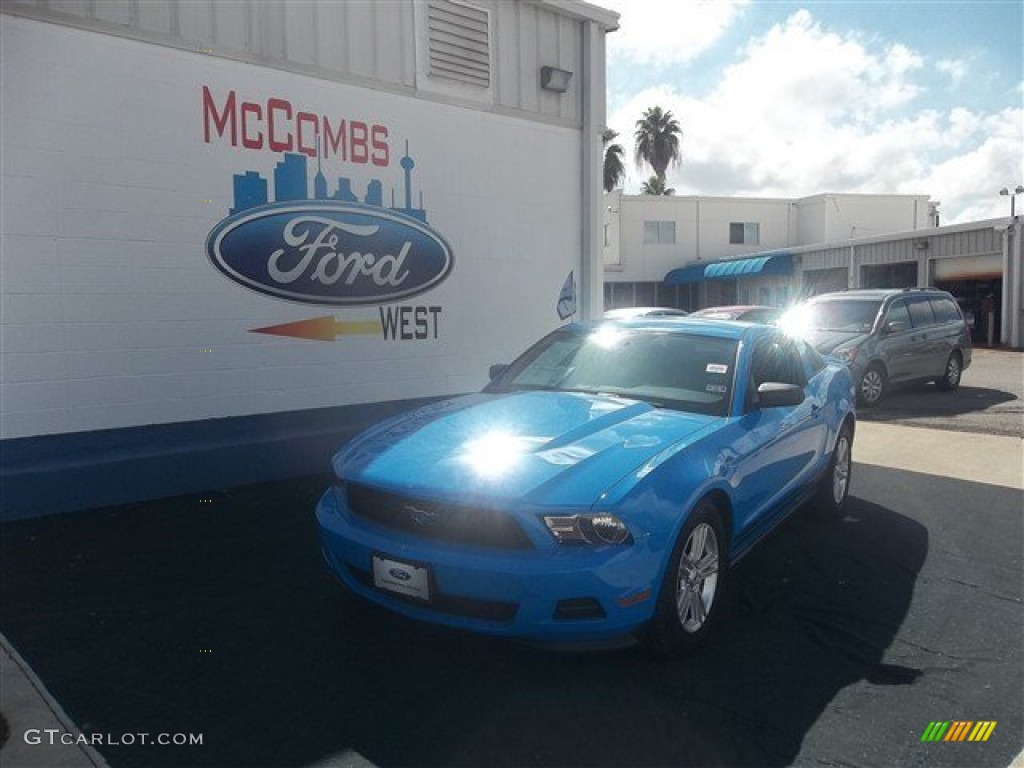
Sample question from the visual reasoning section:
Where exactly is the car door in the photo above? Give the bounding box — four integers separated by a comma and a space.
905, 296, 943, 379
728, 334, 828, 539
876, 298, 917, 383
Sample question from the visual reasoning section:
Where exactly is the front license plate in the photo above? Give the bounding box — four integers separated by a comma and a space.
372, 555, 431, 602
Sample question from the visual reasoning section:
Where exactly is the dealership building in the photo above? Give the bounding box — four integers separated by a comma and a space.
603, 190, 1024, 349
0, 0, 619, 517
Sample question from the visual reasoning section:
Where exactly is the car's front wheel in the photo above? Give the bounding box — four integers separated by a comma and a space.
935, 351, 963, 391
649, 500, 726, 656
858, 363, 886, 407
815, 422, 853, 516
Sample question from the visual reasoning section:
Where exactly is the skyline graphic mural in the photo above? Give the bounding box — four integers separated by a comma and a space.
230, 142, 428, 223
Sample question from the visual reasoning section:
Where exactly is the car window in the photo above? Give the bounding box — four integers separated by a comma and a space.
805, 299, 882, 332
742, 309, 776, 324
930, 297, 961, 324
491, 328, 739, 417
751, 335, 806, 389
907, 297, 936, 328
885, 300, 912, 329
797, 339, 827, 378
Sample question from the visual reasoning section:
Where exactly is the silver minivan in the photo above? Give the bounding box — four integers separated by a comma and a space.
784, 289, 972, 406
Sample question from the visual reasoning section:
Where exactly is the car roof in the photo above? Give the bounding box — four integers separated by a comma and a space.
581, 316, 767, 341
809, 288, 951, 302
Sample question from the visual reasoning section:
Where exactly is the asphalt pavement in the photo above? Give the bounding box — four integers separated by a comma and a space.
1, 414, 1021, 768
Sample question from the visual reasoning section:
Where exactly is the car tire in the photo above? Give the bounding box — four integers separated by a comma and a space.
814, 422, 853, 517
935, 351, 963, 392
858, 363, 886, 407
649, 500, 726, 657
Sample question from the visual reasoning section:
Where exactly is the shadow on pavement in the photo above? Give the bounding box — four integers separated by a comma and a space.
858, 384, 1017, 421
0, 475, 932, 768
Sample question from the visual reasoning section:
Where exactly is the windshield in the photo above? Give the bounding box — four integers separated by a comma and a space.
487, 327, 738, 417
804, 299, 882, 333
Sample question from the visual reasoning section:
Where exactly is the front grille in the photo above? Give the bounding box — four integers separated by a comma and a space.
346, 483, 533, 551
347, 562, 518, 622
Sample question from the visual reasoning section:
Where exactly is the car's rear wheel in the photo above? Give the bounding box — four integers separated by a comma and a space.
815, 422, 853, 516
935, 351, 962, 391
649, 500, 726, 656
858, 364, 886, 407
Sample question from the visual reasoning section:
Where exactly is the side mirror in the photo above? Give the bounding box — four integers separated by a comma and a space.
489, 363, 509, 381
757, 382, 805, 408
885, 320, 908, 334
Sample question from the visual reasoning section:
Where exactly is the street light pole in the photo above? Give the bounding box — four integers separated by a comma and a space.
998, 185, 1024, 348
999, 184, 1024, 218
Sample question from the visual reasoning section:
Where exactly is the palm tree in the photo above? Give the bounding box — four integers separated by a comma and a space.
634, 106, 682, 187
602, 129, 625, 192
640, 175, 674, 196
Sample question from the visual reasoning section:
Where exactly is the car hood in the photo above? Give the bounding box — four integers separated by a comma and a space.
334, 391, 719, 507
805, 329, 870, 355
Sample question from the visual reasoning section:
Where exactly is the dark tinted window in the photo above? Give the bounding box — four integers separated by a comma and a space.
907, 297, 936, 328
885, 300, 912, 328
930, 297, 961, 324
751, 336, 806, 388
797, 339, 827, 377
805, 299, 882, 332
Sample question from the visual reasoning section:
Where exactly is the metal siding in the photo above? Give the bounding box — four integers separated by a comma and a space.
94, 0, 132, 26
494, 0, 519, 107
517, 1, 539, 113
314, 1, 349, 73
284, 1, 318, 67
214, 2, 250, 53
4, 0, 579, 121
345, 0, 375, 80
374, 0, 406, 87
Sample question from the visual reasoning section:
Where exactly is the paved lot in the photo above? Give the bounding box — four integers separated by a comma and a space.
859, 348, 1023, 437
1, 417, 1021, 768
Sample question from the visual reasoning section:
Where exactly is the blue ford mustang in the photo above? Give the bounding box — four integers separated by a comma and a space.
316, 317, 856, 653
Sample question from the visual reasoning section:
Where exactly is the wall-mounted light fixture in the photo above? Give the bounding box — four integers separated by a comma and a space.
914, 240, 930, 251
540, 66, 573, 93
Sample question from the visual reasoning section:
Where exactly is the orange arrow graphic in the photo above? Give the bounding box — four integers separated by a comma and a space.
250, 315, 381, 342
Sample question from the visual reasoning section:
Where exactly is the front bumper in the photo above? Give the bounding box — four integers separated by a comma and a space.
315, 486, 663, 642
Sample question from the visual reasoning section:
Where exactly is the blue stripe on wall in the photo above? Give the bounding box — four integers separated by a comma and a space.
0, 396, 447, 521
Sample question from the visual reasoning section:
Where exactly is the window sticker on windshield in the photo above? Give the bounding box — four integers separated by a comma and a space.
706, 364, 729, 374
706, 384, 728, 394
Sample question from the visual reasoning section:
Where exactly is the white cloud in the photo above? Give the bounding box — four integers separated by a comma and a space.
605, 9, 1024, 222
936, 58, 968, 87
602, 0, 749, 67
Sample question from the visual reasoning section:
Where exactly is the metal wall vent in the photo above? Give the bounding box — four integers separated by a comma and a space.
427, 1, 490, 88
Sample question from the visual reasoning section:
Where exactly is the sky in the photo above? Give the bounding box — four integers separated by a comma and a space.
600, 0, 1024, 224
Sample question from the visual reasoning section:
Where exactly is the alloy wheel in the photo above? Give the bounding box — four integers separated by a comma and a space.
860, 368, 884, 405
675, 522, 719, 633
832, 433, 851, 505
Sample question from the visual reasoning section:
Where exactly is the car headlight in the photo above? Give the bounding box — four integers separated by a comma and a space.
543, 513, 633, 545
834, 347, 859, 364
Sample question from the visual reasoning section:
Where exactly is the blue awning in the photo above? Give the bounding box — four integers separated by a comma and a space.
664, 263, 707, 284
703, 253, 792, 280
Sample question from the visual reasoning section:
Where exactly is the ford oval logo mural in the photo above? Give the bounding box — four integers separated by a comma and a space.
207, 201, 453, 306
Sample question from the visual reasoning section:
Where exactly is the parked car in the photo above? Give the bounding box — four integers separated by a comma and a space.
316, 318, 856, 654
691, 305, 783, 324
604, 306, 689, 320
780, 288, 971, 407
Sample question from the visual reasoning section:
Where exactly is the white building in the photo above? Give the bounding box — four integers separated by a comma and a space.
603, 190, 1023, 349
0, 0, 619, 517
